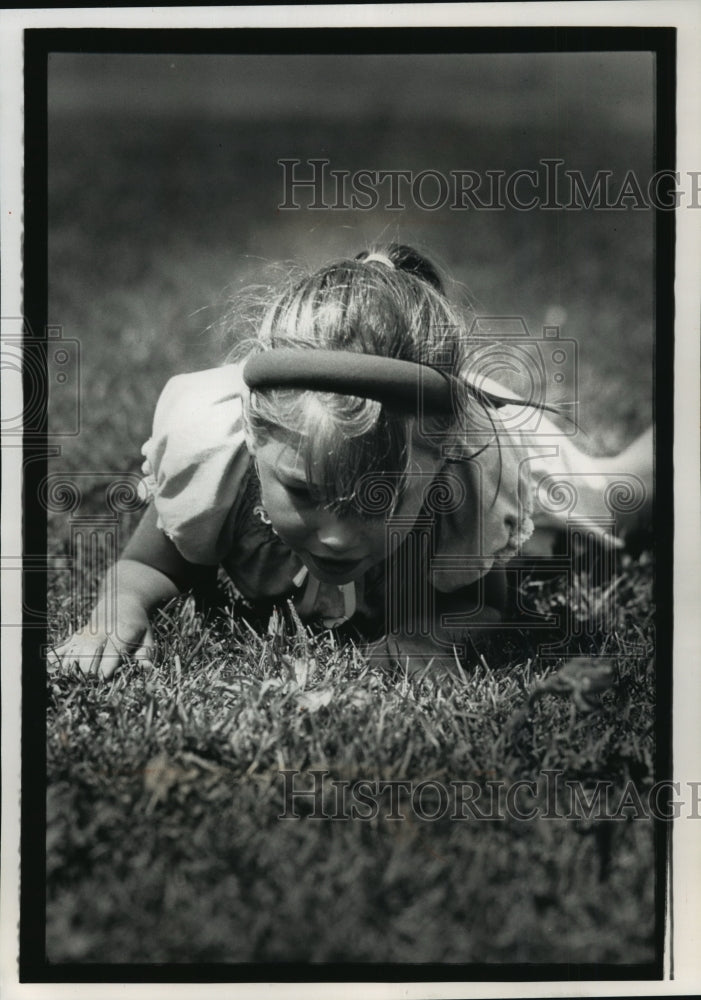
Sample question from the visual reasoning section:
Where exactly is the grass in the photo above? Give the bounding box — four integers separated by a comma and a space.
46, 549, 657, 965
44, 77, 658, 968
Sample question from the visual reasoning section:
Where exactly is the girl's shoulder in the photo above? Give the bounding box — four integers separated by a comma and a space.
151, 362, 247, 428
140, 363, 251, 564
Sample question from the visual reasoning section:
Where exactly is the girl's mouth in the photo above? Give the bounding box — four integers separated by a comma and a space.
307, 553, 364, 578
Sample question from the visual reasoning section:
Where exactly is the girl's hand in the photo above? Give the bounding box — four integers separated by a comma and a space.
363, 634, 458, 676
49, 556, 183, 681
50, 597, 154, 680
363, 608, 503, 676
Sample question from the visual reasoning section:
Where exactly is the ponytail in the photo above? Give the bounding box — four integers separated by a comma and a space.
355, 243, 445, 294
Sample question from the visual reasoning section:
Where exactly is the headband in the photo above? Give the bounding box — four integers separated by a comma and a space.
244, 349, 456, 415
241, 348, 554, 419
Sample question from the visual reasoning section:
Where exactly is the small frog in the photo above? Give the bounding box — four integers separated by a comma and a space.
528, 657, 615, 713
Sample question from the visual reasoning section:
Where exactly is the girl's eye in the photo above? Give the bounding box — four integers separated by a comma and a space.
285, 484, 312, 502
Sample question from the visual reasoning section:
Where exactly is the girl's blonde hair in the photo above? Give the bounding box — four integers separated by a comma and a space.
233, 244, 478, 516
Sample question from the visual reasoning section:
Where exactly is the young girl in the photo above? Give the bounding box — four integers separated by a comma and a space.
54, 244, 652, 678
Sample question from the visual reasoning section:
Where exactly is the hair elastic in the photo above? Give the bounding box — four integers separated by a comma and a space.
363, 252, 395, 269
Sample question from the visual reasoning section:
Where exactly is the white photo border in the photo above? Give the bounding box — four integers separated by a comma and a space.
1, 3, 699, 998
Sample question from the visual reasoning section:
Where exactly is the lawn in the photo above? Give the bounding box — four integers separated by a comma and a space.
43, 52, 660, 970
47, 572, 657, 965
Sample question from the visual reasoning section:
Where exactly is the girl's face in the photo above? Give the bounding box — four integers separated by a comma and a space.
251, 433, 443, 584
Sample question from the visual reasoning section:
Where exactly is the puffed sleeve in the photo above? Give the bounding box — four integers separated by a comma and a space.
140, 364, 252, 565
432, 400, 623, 592
432, 415, 535, 592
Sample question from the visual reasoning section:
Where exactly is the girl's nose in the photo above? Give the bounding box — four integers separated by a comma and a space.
314, 510, 361, 553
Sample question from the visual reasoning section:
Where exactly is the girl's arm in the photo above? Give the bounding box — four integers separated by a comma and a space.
364, 612, 503, 676
53, 503, 216, 680
363, 570, 507, 676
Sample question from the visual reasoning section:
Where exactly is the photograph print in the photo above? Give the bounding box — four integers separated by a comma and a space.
17, 23, 674, 981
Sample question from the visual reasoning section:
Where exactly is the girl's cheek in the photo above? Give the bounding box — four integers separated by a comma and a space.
263, 484, 311, 537
383, 515, 414, 551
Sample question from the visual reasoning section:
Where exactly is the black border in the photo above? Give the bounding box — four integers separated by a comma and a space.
22, 25, 674, 984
